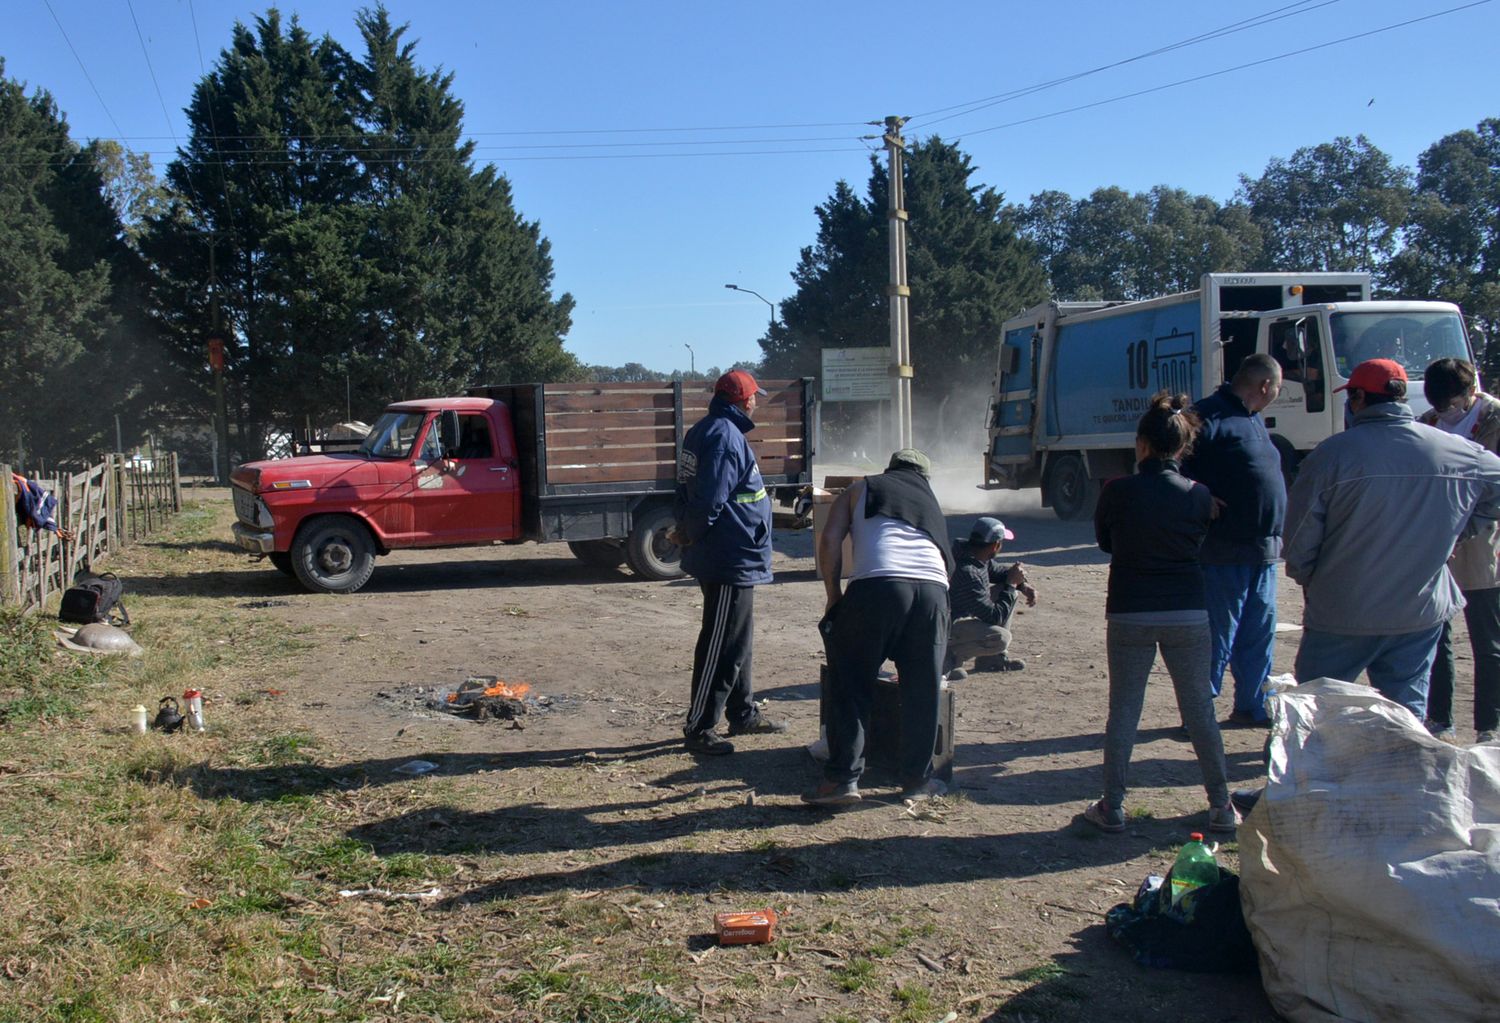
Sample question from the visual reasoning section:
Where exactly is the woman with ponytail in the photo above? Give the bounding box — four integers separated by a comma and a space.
1085, 391, 1238, 834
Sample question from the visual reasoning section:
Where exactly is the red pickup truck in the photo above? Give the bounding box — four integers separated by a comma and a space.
231, 379, 814, 593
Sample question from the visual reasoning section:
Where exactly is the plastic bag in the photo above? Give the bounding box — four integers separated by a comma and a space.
1240, 677, 1500, 1022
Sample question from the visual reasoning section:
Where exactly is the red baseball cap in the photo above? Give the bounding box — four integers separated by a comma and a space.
715, 369, 767, 402
1335, 358, 1407, 395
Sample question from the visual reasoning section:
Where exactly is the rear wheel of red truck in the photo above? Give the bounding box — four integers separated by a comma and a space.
1048, 453, 1099, 522
568, 539, 626, 570
625, 505, 684, 581
291, 516, 377, 594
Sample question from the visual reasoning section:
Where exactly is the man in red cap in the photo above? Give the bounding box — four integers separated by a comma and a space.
670, 369, 786, 755
1283, 358, 1500, 718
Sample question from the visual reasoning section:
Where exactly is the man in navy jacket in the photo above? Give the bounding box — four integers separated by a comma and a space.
1182, 354, 1285, 726
671, 370, 786, 754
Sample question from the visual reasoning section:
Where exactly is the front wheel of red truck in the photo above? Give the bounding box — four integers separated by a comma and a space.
624, 505, 685, 581
291, 516, 377, 594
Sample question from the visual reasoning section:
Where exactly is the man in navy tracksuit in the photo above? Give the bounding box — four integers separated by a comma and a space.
1182, 353, 1285, 726
672, 370, 787, 755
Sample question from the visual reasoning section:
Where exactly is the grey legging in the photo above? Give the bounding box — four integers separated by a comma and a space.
1103, 620, 1229, 811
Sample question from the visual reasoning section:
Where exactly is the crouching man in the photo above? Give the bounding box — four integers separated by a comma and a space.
944, 516, 1035, 679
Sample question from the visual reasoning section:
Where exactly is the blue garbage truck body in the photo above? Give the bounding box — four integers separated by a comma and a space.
984, 272, 1476, 520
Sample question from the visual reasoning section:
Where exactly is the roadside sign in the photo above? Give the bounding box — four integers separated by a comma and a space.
821, 347, 889, 402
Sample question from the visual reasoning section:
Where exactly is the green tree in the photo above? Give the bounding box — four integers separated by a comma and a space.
350, 8, 575, 404
1386, 119, 1500, 374
0, 62, 145, 463
1237, 134, 1412, 276
762, 139, 1046, 432
142, 9, 361, 457
1016, 186, 1260, 300
144, 7, 577, 455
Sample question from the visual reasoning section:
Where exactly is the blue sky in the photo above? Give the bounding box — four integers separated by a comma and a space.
8, 0, 1499, 376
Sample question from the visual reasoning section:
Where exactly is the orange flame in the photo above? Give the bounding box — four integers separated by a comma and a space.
447, 680, 530, 703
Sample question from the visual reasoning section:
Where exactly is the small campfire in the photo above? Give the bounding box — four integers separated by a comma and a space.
446, 676, 534, 721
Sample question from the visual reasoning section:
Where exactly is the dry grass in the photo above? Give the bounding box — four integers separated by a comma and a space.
0, 495, 1264, 1023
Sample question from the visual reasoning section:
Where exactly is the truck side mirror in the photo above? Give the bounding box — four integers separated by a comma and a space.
1292, 319, 1309, 358
437, 410, 461, 456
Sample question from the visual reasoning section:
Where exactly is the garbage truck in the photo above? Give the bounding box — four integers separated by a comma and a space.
983, 271, 1477, 519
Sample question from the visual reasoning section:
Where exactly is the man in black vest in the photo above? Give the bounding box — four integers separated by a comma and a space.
804, 449, 953, 806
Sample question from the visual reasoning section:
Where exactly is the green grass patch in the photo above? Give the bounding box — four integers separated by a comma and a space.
833, 956, 876, 992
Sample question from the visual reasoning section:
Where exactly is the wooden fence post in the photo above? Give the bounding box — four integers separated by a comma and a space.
0, 462, 18, 607
171, 452, 182, 512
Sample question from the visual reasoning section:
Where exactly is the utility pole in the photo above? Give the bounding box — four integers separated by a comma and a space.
883, 115, 913, 451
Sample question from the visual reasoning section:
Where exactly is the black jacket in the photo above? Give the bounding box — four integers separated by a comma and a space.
949, 547, 1017, 625
1095, 458, 1213, 615
1181, 384, 1286, 565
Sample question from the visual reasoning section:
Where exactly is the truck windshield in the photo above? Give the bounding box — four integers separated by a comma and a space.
359, 412, 426, 459
1330, 311, 1469, 380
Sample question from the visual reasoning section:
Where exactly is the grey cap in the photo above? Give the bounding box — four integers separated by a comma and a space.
887, 448, 932, 477
970, 516, 1015, 544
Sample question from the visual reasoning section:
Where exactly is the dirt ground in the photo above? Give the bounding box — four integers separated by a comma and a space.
159, 464, 1484, 1023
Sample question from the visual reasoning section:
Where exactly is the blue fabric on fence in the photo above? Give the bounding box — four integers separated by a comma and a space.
11, 473, 62, 532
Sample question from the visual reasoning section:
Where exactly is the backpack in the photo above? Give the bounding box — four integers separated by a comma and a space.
59, 570, 129, 627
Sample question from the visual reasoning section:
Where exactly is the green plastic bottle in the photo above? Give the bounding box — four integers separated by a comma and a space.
1167, 832, 1219, 906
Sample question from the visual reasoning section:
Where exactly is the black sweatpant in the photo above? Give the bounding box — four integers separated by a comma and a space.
684, 582, 757, 736
822, 577, 949, 787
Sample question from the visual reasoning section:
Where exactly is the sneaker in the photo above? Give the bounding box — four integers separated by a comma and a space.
1225, 709, 1271, 729
1230, 787, 1263, 816
900, 777, 948, 801
801, 779, 861, 807
1478, 730, 1499, 745
973, 654, 1025, 673
684, 731, 734, 756
1426, 721, 1457, 742
1208, 801, 1241, 833
1083, 799, 1125, 833
727, 713, 789, 736
943, 667, 968, 682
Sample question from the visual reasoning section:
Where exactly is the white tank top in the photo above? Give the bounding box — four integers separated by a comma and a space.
849, 511, 949, 586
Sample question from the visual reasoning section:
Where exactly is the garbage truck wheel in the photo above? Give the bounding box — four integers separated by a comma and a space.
625, 504, 684, 580
1049, 454, 1098, 522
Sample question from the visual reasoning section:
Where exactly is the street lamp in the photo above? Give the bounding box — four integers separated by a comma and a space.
684, 343, 695, 377
724, 283, 776, 333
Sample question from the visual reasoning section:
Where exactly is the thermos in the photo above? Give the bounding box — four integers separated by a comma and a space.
183, 689, 206, 732
129, 704, 148, 734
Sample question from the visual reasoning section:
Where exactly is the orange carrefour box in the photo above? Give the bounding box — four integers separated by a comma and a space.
714, 908, 778, 945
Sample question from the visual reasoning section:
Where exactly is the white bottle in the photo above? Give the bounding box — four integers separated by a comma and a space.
183, 690, 205, 732
129, 704, 148, 734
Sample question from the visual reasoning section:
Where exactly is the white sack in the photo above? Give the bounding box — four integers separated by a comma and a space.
1239, 677, 1500, 1022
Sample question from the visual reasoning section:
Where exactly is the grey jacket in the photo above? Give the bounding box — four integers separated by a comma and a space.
1419, 392, 1500, 592
1284, 401, 1500, 635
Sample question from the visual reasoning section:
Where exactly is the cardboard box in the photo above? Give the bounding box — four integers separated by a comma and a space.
818, 666, 955, 781
715, 908, 778, 945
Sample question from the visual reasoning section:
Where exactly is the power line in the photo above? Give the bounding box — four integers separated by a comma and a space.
950, 0, 1491, 141
125, 0, 179, 144
39, 0, 125, 139
909, 0, 1343, 132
